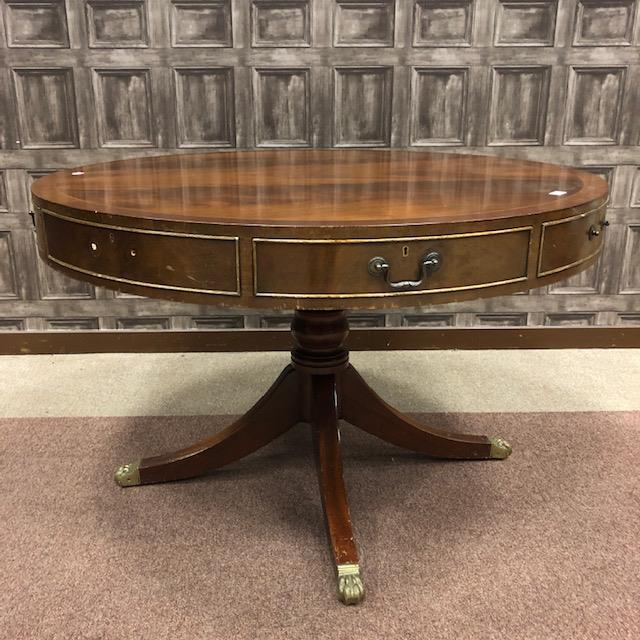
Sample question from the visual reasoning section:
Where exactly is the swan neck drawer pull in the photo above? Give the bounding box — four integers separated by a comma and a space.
368, 251, 442, 290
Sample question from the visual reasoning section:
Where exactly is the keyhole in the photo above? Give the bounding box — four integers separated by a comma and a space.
402, 245, 409, 257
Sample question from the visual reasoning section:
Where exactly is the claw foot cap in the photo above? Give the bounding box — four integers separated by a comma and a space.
489, 436, 512, 460
115, 461, 141, 487
337, 563, 364, 605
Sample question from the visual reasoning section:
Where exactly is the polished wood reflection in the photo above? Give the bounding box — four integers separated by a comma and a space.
32, 150, 609, 310
32, 149, 607, 226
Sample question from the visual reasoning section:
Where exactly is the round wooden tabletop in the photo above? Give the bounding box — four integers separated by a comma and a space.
32, 150, 608, 310
32, 149, 606, 227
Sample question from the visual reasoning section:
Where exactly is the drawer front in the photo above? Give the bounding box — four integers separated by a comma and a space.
254, 228, 531, 298
41, 210, 239, 295
538, 206, 607, 277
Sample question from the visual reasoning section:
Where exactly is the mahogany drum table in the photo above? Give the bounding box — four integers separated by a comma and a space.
32, 150, 608, 605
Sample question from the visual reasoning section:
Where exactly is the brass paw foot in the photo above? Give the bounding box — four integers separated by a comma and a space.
489, 436, 512, 460
337, 563, 364, 605
114, 461, 141, 487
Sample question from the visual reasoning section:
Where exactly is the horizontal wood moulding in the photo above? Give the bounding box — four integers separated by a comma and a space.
1, 327, 638, 355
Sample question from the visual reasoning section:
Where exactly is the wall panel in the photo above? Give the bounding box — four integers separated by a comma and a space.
174, 67, 235, 147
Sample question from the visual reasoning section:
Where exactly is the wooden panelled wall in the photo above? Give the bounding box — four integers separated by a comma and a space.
0, 0, 639, 332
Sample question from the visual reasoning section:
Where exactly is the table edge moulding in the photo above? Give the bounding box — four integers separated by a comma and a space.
31, 149, 609, 605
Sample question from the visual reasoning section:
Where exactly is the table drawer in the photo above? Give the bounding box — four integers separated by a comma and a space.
538, 206, 607, 277
254, 227, 531, 298
40, 210, 239, 295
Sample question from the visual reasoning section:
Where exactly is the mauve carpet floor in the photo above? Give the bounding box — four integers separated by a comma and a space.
1, 411, 638, 640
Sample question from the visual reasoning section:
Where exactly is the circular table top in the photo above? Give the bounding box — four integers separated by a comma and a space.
32, 149, 606, 228
32, 150, 609, 311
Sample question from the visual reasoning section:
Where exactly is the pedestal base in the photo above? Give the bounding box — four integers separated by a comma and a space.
115, 310, 511, 605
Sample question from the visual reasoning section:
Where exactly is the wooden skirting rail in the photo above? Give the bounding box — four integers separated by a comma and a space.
0, 327, 638, 355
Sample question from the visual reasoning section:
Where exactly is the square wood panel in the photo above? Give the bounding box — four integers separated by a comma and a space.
564, 67, 626, 144
3, 0, 69, 47
253, 68, 310, 146
92, 69, 155, 147
573, 0, 636, 46
170, 0, 232, 47
12, 68, 78, 148
86, 0, 149, 48
488, 66, 550, 145
494, 1, 557, 46
333, 67, 392, 146
411, 67, 468, 145
413, 0, 473, 47
174, 67, 235, 147
251, 0, 311, 47
334, 1, 395, 47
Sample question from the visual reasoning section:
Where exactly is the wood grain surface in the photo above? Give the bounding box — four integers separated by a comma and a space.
32, 150, 606, 226
31, 150, 609, 310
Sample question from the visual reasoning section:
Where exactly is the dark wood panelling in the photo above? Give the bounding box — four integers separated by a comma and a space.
1, 327, 639, 355
0, 0, 637, 333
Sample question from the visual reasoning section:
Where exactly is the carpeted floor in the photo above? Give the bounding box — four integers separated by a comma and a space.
1, 410, 638, 640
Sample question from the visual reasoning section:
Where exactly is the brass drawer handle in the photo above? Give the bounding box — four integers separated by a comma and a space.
368, 251, 442, 290
588, 219, 609, 240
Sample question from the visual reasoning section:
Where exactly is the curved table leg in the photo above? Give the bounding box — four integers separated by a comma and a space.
115, 365, 302, 486
310, 374, 364, 605
340, 365, 512, 460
